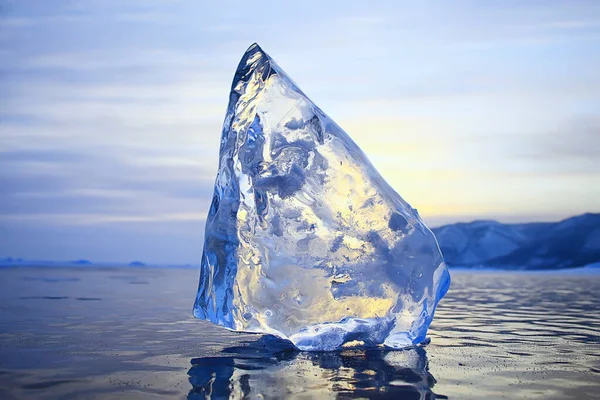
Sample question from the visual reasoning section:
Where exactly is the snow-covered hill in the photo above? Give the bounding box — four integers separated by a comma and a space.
432, 213, 600, 269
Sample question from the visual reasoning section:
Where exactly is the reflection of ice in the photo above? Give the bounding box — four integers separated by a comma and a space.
187, 337, 445, 399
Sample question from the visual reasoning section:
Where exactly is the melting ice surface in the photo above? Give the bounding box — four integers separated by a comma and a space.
193, 43, 450, 351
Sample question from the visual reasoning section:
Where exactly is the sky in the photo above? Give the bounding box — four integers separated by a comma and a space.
1, 0, 599, 263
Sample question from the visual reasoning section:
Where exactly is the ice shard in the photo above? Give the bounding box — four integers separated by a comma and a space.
193, 43, 450, 351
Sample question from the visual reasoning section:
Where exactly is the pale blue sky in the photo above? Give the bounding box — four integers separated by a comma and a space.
1, 0, 599, 263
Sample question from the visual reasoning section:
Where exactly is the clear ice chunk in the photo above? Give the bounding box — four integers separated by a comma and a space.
193, 43, 450, 351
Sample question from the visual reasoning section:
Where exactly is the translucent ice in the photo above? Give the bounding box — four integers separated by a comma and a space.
193, 43, 450, 351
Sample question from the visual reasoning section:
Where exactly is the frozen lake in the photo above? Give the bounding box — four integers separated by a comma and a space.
1, 266, 599, 399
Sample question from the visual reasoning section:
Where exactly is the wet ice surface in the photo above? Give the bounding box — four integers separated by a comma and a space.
1, 267, 599, 399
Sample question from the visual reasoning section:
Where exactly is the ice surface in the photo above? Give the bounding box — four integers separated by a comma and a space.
193, 43, 450, 351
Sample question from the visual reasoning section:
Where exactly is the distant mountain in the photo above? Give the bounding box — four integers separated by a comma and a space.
71, 259, 92, 265
129, 261, 146, 267
0, 258, 198, 269
433, 213, 600, 270
0, 257, 24, 264
0, 259, 96, 267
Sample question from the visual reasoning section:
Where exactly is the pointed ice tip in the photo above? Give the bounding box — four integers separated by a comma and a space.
247, 42, 261, 52
231, 43, 272, 89
243, 42, 268, 60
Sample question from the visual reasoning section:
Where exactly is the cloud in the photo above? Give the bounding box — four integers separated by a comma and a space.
0, 212, 206, 225
506, 117, 600, 172
540, 118, 600, 161
0, 144, 216, 231
0, 14, 91, 28
10, 49, 223, 71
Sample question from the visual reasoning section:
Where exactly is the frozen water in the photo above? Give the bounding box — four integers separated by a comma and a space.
193, 43, 450, 351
